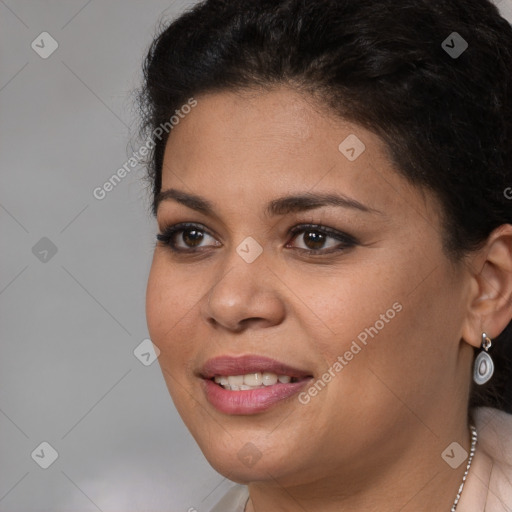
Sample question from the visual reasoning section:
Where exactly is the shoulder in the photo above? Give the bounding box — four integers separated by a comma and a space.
469, 406, 512, 511
208, 484, 249, 512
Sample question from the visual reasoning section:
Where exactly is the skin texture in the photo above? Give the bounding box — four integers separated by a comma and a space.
145, 86, 512, 512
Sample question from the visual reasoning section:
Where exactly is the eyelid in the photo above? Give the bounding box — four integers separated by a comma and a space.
157, 221, 221, 241
288, 223, 358, 244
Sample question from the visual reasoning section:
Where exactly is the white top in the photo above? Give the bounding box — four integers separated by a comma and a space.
209, 484, 249, 512
208, 406, 512, 512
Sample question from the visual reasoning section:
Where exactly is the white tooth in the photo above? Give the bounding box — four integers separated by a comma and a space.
278, 375, 291, 383
229, 385, 240, 391
218, 376, 229, 385
262, 372, 278, 386
214, 376, 222, 383
239, 385, 252, 390
228, 375, 244, 386
244, 372, 262, 386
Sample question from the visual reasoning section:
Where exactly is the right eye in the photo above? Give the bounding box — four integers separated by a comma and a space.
156, 222, 221, 252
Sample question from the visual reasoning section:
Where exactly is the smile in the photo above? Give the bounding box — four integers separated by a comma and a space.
199, 355, 313, 414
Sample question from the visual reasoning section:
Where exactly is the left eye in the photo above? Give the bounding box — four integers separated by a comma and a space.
289, 229, 342, 251
286, 224, 357, 253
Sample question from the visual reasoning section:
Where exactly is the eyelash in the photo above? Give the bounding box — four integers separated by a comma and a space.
156, 222, 358, 256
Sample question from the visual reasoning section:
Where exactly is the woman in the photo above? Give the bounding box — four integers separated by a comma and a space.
139, 0, 512, 510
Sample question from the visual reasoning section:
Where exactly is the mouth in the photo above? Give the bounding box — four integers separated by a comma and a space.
211, 372, 306, 390
199, 355, 314, 414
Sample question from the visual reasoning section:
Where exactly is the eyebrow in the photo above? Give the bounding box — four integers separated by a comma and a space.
154, 188, 382, 217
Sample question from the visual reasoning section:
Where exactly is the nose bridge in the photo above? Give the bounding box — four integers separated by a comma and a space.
203, 235, 286, 330
217, 210, 269, 273
234, 233, 266, 266
211, 233, 268, 300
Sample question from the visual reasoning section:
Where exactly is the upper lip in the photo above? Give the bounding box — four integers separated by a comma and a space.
199, 355, 313, 379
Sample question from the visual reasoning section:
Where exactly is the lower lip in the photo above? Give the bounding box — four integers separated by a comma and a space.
202, 378, 311, 415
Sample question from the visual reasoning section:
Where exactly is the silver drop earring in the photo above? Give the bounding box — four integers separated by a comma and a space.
473, 332, 494, 385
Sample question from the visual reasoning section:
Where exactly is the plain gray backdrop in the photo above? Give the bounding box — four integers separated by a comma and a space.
1, 1, 512, 511
1, 1, 234, 511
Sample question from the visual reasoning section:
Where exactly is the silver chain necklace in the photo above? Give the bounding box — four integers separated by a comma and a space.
451, 424, 478, 511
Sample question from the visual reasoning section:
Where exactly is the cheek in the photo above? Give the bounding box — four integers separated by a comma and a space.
314, 265, 461, 423
286, 263, 406, 348
145, 255, 200, 360
292, 252, 450, 395
283, 274, 436, 459
145, 259, 169, 343
145, 257, 202, 414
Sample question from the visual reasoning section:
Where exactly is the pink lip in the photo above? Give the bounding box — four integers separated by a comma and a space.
199, 355, 313, 415
200, 355, 312, 379
202, 379, 311, 414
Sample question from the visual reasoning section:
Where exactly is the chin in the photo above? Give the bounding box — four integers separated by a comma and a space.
196, 430, 301, 482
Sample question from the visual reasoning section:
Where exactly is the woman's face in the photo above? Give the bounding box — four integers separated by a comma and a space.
146, 86, 473, 486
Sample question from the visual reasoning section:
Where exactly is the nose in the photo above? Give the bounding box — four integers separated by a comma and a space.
201, 254, 286, 333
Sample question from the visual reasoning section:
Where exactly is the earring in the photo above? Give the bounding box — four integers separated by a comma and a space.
473, 332, 494, 385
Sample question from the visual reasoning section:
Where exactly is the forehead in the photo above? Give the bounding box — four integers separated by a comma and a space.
159, 86, 436, 222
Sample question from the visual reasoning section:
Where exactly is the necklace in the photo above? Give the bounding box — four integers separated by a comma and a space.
451, 424, 478, 511
243, 424, 478, 512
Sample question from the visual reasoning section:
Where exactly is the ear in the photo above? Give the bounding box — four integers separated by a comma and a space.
461, 223, 512, 348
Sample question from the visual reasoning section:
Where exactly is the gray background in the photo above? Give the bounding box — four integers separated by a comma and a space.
1, 1, 511, 511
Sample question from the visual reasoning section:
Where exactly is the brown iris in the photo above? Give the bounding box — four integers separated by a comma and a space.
182, 228, 204, 247
302, 230, 326, 250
